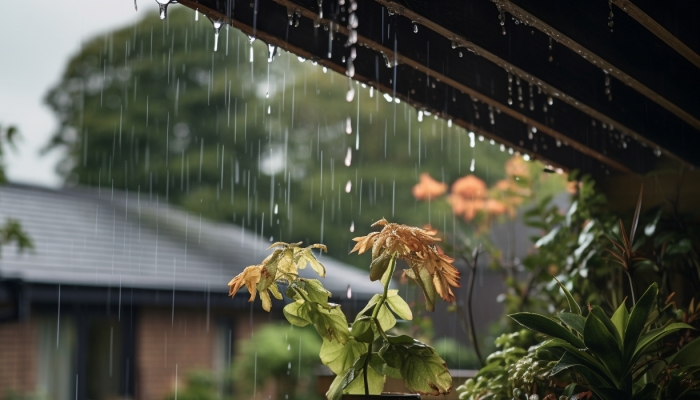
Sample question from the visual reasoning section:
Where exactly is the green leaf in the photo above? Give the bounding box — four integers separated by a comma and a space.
344, 355, 386, 395
630, 383, 657, 400
550, 352, 615, 394
610, 301, 629, 342
326, 366, 357, 400
303, 279, 331, 306
558, 312, 585, 334
380, 254, 396, 287
623, 283, 658, 364
308, 304, 350, 344
535, 225, 561, 248
583, 311, 623, 380
510, 312, 585, 349
283, 301, 310, 327
590, 306, 622, 348
386, 290, 413, 320
669, 337, 700, 367
540, 339, 615, 388
390, 342, 452, 395
320, 337, 366, 374
634, 323, 694, 361
369, 252, 392, 282
350, 317, 375, 343
554, 277, 581, 315
376, 304, 397, 332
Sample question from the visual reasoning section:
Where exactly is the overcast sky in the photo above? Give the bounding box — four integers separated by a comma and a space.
0, 0, 157, 187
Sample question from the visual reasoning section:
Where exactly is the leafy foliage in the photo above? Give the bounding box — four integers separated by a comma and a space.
228, 220, 456, 399
0, 124, 33, 260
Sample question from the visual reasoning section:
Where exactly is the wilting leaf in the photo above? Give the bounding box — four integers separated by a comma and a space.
369, 252, 392, 282
405, 267, 436, 311
308, 304, 350, 344
383, 340, 451, 395
283, 300, 310, 327
320, 337, 366, 374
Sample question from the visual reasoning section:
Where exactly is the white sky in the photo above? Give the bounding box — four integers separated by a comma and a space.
0, 0, 157, 188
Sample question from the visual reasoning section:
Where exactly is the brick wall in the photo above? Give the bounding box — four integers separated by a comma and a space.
136, 307, 217, 399
0, 319, 36, 396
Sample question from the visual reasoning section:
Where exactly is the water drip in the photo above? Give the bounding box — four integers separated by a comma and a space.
134, 0, 138, 11
346, 284, 353, 297
345, 180, 352, 193
346, 79, 355, 102
267, 43, 277, 63
344, 147, 352, 166
346, 117, 352, 134
208, 18, 224, 52
547, 96, 553, 106
413, 23, 418, 33
297, 56, 306, 62
155, 0, 173, 20
318, 0, 324, 19
247, 35, 256, 44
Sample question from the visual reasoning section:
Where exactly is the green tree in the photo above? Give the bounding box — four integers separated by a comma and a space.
43, 7, 514, 266
0, 124, 32, 256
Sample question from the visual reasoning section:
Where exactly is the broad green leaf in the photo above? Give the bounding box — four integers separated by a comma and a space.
386, 290, 413, 320
584, 312, 623, 380
320, 337, 366, 374
405, 266, 436, 311
326, 366, 357, 400
630, 383, 658, 400
369, 252, 392, 282
590, 306, 622, 348
350, 317, 375, 343
510, 312, 585, 349
386, 334, 415, 345
344, 355, 386, 395
298, 248, 327, 277
623, 283, 658, 364
558, 312, 585, 334
610, 301, 629, 342
550, 352, 615, 394
356, 294, 381, 320
380, 254, 396, 287
283, 301, 310, 327
393, 343, 452, 395
540, 339, 615, 388
308, 304, 350, 344
634, 323, 694, 361
669, 337, 700, 367
303, 279, 331, 306
554, 276, 581, 315
376, 304, 397, 332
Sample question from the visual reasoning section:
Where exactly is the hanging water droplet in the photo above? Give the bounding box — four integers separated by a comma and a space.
346, 117, 352, 134
155, 0, 172, 20
418, 110, 423, 122
345, 180, 352, 193
209, 18, 223, 52
195, 8, 199, 20
297, 56, 306, 62
448, 119, 452, 127
654, 148, 662, 157
346, 59, 355, 77
249, 45, 254, 62
267, 43, 277, 62
369, 87, 374, 98
265, 91, 269, 98
287, 344, 291, 351
247, 35, 256, 44
323, 66, 327, 73
413, 24, 418, 33
508, 98, 513, 105
547, 96, 553, 105
344, 147, 352, 166
346, 284, 353, 298
288, 362, 292, 369
274, 204, 279, 214
459, 51, 463, 57
317, 0, 324, 19
267, 105, 271, 114
470, 158, 475, 172
451, 40, 458, 49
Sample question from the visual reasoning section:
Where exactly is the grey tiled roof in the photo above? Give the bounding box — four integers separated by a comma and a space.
0, 184, 380, 298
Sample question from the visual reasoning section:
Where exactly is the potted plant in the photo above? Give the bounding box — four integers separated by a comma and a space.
227, 219, 460, 399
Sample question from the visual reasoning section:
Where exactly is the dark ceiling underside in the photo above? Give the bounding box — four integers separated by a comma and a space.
175, 0, 699, 177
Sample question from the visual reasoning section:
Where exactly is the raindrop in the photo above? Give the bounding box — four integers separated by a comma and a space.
195, 8, 199, 20
249, 45, 254, 62
287, 344, 291, 351
413, 23, 418, 33
134, 0, 138, 11
448, 119, 452, 127
346, 284, 353, 298
451, 40, 458, 49
274, 204, 278, 214
383, 93, 393, 102
547, 96, 553, 106
654, 148, 662, 157
418, 110, 423, 122
318, 0, 324, 19
247, 35, 256, 44
346, 59, 355, 77
267, 43, 277, 62
297, 56, 306, 62
369, 87, 374, 97
470, 158, 475, 172
344, 148, 352, 166
345, 180, 352, 193
346, 117, 352, 134
459, 52, 463, 57
323, 66, 327, 73
267, 105, 271, 114
346, 81, 355, 102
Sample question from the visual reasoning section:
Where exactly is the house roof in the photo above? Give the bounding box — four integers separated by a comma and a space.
175, 0, 699, 177
0, 184, 381, 299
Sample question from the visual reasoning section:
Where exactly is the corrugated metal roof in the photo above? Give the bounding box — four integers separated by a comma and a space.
0, 184, 380, 298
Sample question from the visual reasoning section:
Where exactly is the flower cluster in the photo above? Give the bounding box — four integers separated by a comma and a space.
351, 218, 460, 310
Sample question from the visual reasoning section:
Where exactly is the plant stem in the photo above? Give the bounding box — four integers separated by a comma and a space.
461, 250, 484, 367
364, 253, 398, 395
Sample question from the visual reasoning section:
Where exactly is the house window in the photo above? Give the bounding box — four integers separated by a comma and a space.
36, 315, 77, 400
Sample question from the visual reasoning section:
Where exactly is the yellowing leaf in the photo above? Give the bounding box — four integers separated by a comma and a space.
386, 290, 413, 320
320, 337, 366, 374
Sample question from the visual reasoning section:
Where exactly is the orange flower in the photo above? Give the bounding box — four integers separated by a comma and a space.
451, 175, 487, 199
505, 155, 530, 179
484, 199, 507, 216
412, 173, 448, 201
448, 195, 484, 221
351, 219, 461, 309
